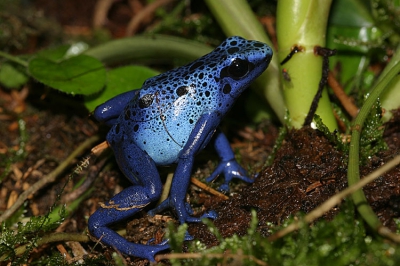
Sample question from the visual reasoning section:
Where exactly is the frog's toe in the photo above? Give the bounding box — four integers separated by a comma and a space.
217, 183, 230, 192
185, 202, 194, 215
146, 238, 169, 246
232, 174, 255, 184
184, 231, 195, 241
200, 210, 218, 220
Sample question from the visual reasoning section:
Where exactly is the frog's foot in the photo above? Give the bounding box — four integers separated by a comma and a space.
206, 160, 254, 192
89, 206, 169, 262
148, 199, 194, 216
147, 238, 169, 246
148, 198, 218, 223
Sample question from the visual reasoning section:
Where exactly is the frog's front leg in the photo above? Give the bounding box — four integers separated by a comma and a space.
93, 90, 138, 126
88, 140, 168, 261
149, 112, 220, 225
206, 130, 254, 192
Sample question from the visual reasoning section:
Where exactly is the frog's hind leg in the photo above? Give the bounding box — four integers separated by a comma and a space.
88, 141, 168, 261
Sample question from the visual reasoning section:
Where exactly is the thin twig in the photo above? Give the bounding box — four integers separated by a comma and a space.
0, 232, 89, 261
0, 135, 100, 223
191, 177, 229, 200
92, 0, 115, 28
157, 172, 174, 205
126, 0, 175, 36
62, 158, 107, 203
268, 155, 400, 241
328, 71, 359, 118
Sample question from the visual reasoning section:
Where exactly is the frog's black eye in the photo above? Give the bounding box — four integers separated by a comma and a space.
228, 59, 250, 79
139, 93, 154, 108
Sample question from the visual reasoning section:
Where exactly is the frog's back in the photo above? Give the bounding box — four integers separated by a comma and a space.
107, 36, 272, 165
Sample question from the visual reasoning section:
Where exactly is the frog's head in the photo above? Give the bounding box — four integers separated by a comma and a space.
212, 36, 273, 102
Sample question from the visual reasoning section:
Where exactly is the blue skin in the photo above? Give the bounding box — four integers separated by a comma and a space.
89, 36, 272, 261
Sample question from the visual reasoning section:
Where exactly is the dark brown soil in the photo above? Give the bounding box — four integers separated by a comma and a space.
189, 122, 400, 247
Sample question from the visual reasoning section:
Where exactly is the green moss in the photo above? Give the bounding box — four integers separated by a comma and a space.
166, 202, 400, 265
359, 100, 387, 163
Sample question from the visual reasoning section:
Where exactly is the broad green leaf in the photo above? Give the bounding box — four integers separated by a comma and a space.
0, 63, 28, 88
28, 54, 106, 95
84, 65, 159, 111
36, 45, 70, 61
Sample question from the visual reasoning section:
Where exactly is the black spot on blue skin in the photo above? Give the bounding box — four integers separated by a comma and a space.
139, 94, 154, 108
230, 40, 237, 46
205, 91, 210, 97
134, 124, 139, 132
124, 109, 131, 120
199, 73, 204, 79
189, 61, 204, 72
253, 42, 264, 47
176, 86, 189, 96
189, 119, 194, 124
196, 101, 201, 106
228, 47, 239, 54
223, 84, 231, 94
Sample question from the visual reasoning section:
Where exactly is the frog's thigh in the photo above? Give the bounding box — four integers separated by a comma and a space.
88, 141, 165, 259
89, 141, 162, 227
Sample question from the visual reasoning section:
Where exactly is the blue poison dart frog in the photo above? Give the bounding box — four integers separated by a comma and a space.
89, 36, 272, 261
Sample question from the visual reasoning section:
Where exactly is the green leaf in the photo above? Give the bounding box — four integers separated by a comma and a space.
36, 45, 70, 61
84, 65, 159, 111
28, 54, 106, 95
0, 62, 28, 88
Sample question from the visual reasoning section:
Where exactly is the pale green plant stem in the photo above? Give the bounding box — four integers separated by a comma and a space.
85, 35, 213, 65
348, 59, 400, 230
0, 51, 28, 67
276, 0, 337, 130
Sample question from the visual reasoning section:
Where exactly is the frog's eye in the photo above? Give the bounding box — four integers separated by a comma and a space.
228, 59, 249, 79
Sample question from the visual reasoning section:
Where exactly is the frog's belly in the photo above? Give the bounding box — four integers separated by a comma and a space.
132, 119, 192, 166
135, 131, 185, 165
132, 98, 203, 165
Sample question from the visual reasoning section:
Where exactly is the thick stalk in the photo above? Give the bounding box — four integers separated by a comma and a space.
277, 0, 337, 130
